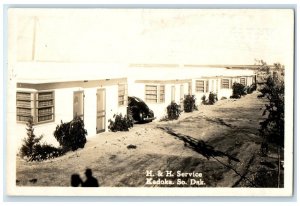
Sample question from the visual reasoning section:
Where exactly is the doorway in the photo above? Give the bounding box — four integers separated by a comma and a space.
96, 88, 106, 133
73, 91, 84, 120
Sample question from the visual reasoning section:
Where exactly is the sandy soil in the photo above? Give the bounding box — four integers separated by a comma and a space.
16, 91, 282, 187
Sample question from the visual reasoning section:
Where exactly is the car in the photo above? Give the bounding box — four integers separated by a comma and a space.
128, 96, 155, 123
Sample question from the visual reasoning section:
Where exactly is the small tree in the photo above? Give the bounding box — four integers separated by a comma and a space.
259, 76, 284, 149
54, 116, 87, 151
166, 102, 181, 120
183, 95, 196, 112
258, 62, 285, 187
20, 116, 43, 159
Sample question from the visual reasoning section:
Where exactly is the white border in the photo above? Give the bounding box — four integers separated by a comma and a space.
1, 0, 298, 203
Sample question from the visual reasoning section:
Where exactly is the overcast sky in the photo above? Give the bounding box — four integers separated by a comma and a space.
11, 9, 294, 66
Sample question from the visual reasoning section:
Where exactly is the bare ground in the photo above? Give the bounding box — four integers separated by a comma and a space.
16, 91, 283, 187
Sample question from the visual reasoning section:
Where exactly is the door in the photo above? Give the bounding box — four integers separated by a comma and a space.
180, 85, 184, 108
171, 86, 175, 102
96, 88, 106, 133
188, 82, 192, 95
73, 91, 84, 119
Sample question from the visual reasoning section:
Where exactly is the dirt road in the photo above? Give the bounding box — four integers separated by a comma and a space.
17, 92, 280, 187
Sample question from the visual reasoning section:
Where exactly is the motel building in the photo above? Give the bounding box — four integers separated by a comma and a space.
7, 11, 257, 148
9, 62, 256, 148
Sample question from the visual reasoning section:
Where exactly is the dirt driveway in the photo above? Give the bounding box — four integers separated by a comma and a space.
16, 92, 280, 187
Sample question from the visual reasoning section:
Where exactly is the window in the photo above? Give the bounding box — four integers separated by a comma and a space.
195, 80, 205, 92
37, 91, 54, 123
221, 79, 230, 89
145, 85, 158, 103
16, 92, 33, 122
240, 78, 246, 86
118, 84, 128, 106
16, 91, 55, 124
145, 85, 165, 103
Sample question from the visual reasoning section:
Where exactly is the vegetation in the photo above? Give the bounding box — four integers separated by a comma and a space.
183, 95, 197, 112
230, 82, 246, 99
29, 144, 64, 161
108, 113, 133, 132
20, 116, 63, 161
208, 92, 218, 105
54, 116, 87, 151
201, 95, 206, 104
166, 102, 181, 120
20, 116, 42, 159
257, 61, 285, 187
246, 83, 257, 94
201, 93, 218, 105
259, 76, 284, 151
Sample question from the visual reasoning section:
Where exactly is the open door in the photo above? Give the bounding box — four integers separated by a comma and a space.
96, 88, 106, 133
73, 91, 84, 120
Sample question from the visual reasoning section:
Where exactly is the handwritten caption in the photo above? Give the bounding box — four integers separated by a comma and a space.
145, 170, 206, 186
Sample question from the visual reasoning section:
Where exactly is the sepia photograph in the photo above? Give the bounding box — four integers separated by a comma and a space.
5, 7, 294, 196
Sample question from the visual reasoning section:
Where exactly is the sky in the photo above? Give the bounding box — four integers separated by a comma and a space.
10, 9, 294, 66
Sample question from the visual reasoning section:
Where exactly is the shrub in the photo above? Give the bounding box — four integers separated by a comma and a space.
108, 113, 133, 132
201, 95, 206, 104
201, 93, 217, 105
183, 95, 196, 112
54, 116, 87, 152
30, 143, 64, 161
20, 116, 64, 161
208, 92, 218, 105
231, 82, 246, 99
247, 83, 257, 94
166, 102, 181, 120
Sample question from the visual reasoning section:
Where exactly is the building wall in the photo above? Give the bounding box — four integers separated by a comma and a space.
15, 84, 127, 148
131, 82, 190, 120
192, 75, 255, 103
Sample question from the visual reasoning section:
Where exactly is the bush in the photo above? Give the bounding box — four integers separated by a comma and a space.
166, 102, 181, 120
208, 92, 218, 105
54, 116, 87, 152
201, 95, 206, 104
108, 113, 133, 132
183, 95, 196, 112
29, 143, 64, 161
231, 82, 246, 99
247, 83, 257, 94
20, 116, 64, 161
201, 93, 217, 105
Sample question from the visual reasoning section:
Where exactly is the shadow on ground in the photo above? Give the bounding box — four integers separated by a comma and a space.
158, 126, 240, 163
